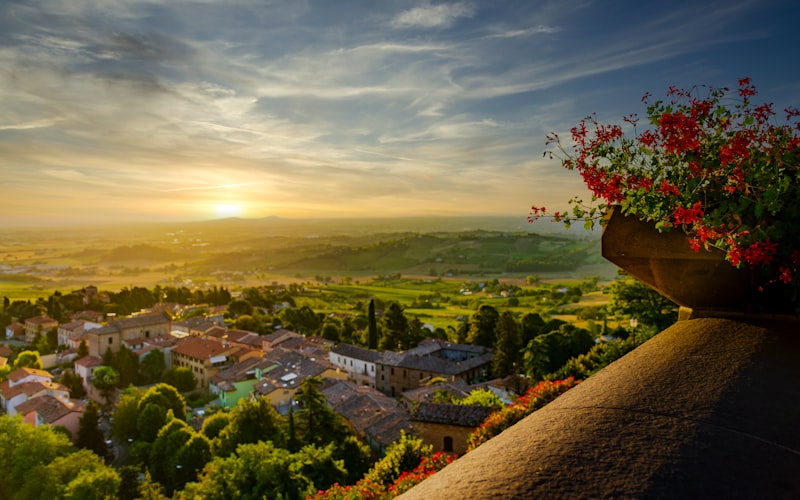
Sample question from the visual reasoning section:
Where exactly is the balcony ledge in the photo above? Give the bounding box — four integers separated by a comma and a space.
401, 315, 800, 499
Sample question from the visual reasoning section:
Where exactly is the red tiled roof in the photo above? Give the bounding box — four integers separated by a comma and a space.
7, 367, 53, 383
174, 336, 237, 360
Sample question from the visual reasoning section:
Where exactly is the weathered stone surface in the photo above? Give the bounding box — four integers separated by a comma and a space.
400, 317, 800, 499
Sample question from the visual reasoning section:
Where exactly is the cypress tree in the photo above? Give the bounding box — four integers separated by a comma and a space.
368, 299, 378, 350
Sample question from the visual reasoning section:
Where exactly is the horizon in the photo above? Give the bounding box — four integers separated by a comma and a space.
2, 0, 798, 227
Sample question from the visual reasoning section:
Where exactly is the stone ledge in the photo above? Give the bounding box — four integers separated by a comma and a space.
400, 317, 800, 499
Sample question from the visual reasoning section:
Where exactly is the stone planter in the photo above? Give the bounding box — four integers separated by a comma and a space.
601, 205, 763, 317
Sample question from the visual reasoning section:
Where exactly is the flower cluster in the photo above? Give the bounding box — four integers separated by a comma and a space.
466, 378, 578, 452
311, 452, 454, 500
534, 78, 800, 294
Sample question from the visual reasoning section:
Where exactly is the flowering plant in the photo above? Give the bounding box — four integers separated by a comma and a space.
531, 78, 800, 294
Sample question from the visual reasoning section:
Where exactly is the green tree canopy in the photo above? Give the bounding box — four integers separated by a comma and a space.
76, 400, 109, 461
216, 397, 286, 457
140, 349, 166, 384
92, 365, 120, 405
162, 367, 197, 393
467, 305, 499, 348
12, 350, 43, 370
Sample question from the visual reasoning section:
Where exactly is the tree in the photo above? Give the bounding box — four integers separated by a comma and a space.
332, 435, 374, 485
608, 271, 678, 332
181, 441, 318, 500
162, 367, 197, 393
137, 402, 168, 442
201, 411, 232, 440
112, 344, 141, 388
294, 376, 349, 447
140, 349, 166, 384
12, 350, 43, 370
77, 400, 109, 461
150, 418, 212, 494
217, 397, 285, 457
458, 388, 505, 409
467, 305, 500, 347
364, 431, 432, 486
59, 368, 86, 399
92, 365, 120, 405
139, 383, 187, 421
227, 298, 254, 318
492, 311, 521, 377
0, 414, 74, 498
367, 299, 378, 350
76, 339, 89, 359
111, 387, 143, 442
379, 302, 409, 351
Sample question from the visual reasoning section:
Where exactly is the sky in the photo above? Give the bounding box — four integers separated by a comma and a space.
1, 0, 798, 227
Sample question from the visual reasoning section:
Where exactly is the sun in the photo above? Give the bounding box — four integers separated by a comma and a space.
213, 203, 244, 218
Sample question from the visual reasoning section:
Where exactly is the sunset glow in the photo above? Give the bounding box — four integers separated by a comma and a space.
213, 204, 244, 219
0, 1, 796, 227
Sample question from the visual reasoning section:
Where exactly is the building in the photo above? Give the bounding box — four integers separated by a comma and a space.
322, 379, 412, 453
172, 336, 251, 388
86, 312, 171, 357
16, 396, 85, 442
57, 319, 102, 347
329, 343, 381, 388
5, 322, 25, 340
252, 348, 346, 414
24, 315, 58, 343
375, 339, 495, 397
0, 367, 69, 416
210, 356, 277, 409
410, 402, 494, 455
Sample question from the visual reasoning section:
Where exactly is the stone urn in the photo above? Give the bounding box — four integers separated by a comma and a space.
600, 205, 783, 318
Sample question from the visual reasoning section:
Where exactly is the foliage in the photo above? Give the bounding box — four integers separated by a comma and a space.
76, 400, 109, 461
216, 397, 286, 457
13, 350, 43, 370
363, 431, 432, 487
110, 387, 143, 441
467, 305, 499, 348
457, 388, 505, 409
139, 383, 187, 421
295, 376, 350, 448
607, 271, 678, 332
181, 441, 335, 500
522, 325, 594, 380
312, 452, 454, 500
466, 378, 579, 452
0, 415, 121, 500
139, 349, 166, 384
92, 365, 120, 405
149, 418, 213, 494
536, 78, 800, 296
161, 367, 197, 393
59, 368, 86, 399
200, 411, 232, 440
491, 311, 521, 377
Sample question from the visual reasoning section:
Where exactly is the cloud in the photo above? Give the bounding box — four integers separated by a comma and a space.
391, 2, 476, 29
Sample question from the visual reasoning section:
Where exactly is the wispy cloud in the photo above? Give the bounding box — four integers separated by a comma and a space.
391, 2, 476, 29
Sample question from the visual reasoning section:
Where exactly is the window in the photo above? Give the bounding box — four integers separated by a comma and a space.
108, 338, 113, 345
443, 436, 454, 452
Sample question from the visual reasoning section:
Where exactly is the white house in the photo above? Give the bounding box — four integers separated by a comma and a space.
329, 343, 381, 389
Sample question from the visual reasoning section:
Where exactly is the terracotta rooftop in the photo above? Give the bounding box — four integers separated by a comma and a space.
15, 395, 85, 423
74, 355, 104, 368
7, 367, 53, 384
174, 336, 237, 360
24, 315, 57, 326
